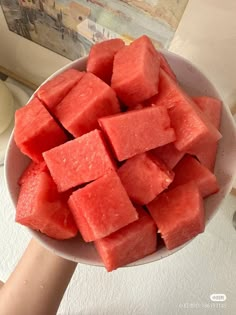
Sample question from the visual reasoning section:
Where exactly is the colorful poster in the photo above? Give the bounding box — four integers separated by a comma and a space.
1, 0, 189, 60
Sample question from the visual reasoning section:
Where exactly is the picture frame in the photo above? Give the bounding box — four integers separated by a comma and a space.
0, 0, 189, 87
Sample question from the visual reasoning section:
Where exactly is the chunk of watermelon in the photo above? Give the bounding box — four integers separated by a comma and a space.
151, 143, 185, 169
118, 153, 174, 205
99, 106, 176, 161
16, 171, 78, 240
147, 182, 205, 250
18, 161, 47, 185
43, 129, 116, 192
87, 38, 125, 84
144, 70, 222, 152
111, 35, 160, 107
68, 171, 138, 241
41, 206, 79, 240
141, 52, 177, 108
143, 69, 174, 108
14, 98, 67, 162
170, 155, 219, 198
95, 208, 157, 271
53, 72, 120, 137
193, 96, 222, 129
159, 53, 176, 81
36, 69, 84, 111
190, 96, 222, 170
68, 196, 95, 242
169, 102, 221, 152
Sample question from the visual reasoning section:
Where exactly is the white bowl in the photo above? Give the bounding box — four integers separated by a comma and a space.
4, 51, 236, 267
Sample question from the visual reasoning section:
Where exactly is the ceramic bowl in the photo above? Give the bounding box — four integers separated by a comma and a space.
4, 50, 236, 266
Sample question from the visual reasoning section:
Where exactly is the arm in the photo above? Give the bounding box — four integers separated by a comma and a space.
0, 239, 77, 315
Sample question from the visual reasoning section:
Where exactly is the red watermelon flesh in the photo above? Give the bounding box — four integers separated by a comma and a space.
68, 171, 138, 241
147, 181, 205, 250
16, 172, 78, 240
118, 152, 174, 205
41, 206, 78, 240
127, 104, 145, 111
14, 98, 67, 162
169, 101, 221, 152
14, 36, 222, 268
143, 69, 174, 108
144, 70, 222, 152
87, 38, 125, 84
111, 35, 160, 107
68, 196, 95, 242
193, 96, 222, 128
43, 129, 116, 192
18, 161, 47, 185
190, 96, 222, 170
37, 69, 84, 111
95, 208, 157, 271
99, 106, 176, 161
170, 155, 219, 198
53, 72, 120, 137
144, 69, 186, 109
159, 53, 176, 81
151, 143, 185, 169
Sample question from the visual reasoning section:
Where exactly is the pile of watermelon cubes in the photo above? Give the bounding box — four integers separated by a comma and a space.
14, 35, 222, 272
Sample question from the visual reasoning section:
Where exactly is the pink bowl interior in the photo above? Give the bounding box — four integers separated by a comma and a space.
4, 50, 236, 267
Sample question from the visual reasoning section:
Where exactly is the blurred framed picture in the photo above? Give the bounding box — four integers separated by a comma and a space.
0, 0, 189, 60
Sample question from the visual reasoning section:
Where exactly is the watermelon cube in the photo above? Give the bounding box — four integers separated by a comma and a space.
111, 35, 160, 107
191, 96, 222, 170
170, 155, 219, 198
147, 182, 205, 250
16, 172, 78, 240
68, 197, 95, 242
41, 205, 78, 240
145, 70, 222, 152
143, 69, 175, 108
143, 70, 222, 151
68, 171, 138, 241
18, 161, 47, 185
193, 96, 222, 129
118, 153, 174, 205
95, 209, 157, 271
53, 72, 120, 137
169, 101, 221, 152
87, 38, 125, 84
43, 129, 115, 192
99, 106, 176, 161
151, 143, 185, 169
36, 69, 84, 111
169, 71, 221, 151
14, 98, 67, 162
159, 53, 176, 81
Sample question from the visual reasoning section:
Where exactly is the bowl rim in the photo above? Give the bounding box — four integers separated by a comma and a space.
4, 48, 236, 268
